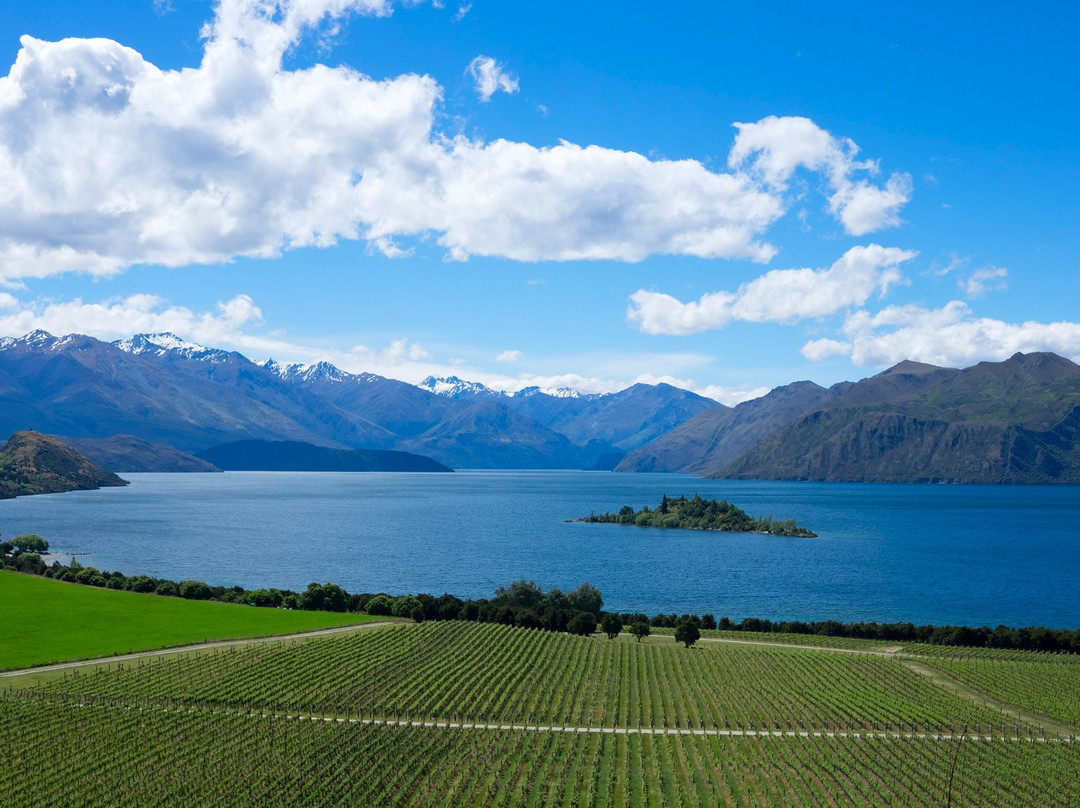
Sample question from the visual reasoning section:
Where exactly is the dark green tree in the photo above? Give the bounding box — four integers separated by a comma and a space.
567, 582, 603, 617
179, 580, 212, 600
12, 534, 48, 553
494, 579, 544, 609
567, 611, 597, 636
365, 594, 394, 615
630, 621, 651, 642
392, 594, 422, 618
674, 619, 701, 648
600, 613, 623, 640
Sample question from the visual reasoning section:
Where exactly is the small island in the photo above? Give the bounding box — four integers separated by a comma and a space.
580, 493, 817, 537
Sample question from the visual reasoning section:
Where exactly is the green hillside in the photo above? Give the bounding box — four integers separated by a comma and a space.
0, 571, 380, 670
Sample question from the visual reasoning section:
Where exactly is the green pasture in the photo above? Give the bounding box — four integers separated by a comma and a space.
0, 570, 380, 670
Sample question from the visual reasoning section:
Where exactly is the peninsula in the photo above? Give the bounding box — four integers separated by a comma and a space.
580, 493, 816, 537
0, 431, 129, 498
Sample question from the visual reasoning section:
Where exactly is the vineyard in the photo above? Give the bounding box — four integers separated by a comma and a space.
3, 621, 1078, 807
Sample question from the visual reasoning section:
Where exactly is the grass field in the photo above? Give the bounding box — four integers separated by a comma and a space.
4, 618, 1079, 806
0, 570, 381, 670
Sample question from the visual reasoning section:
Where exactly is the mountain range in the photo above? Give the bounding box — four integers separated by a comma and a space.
5, 330, 1080, 482
0, 331, 717, 470
620, 352, 1080, 483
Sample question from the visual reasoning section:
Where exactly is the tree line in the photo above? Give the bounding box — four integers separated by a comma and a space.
2, 534, 1077, 653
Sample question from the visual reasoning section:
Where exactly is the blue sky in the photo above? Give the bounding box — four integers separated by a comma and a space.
0, 0, 1076, 402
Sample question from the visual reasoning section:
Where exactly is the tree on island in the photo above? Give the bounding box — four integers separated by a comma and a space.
600, 613, 623, 640
580, 494, 816, 537
675, 618, 701, 648
630, 621, 651, 642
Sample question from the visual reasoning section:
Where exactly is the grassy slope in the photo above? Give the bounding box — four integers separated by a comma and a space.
0, 570, 379, 670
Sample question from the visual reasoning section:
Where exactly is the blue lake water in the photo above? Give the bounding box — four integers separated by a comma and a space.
2, 471, 1077, 628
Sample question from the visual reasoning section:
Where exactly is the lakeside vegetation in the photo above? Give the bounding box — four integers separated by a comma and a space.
4, 532, 1078, 657
580, 493, 817, 537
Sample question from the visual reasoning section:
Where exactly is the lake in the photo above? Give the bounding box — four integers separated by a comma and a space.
2, 471, 1077, 628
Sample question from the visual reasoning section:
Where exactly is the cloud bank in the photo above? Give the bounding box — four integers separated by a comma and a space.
628, 244, 917, 335
0, 0, 911, 282
802, 301, 1080, 368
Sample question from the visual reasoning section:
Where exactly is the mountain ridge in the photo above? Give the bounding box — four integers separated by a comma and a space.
0, 331, 714, 469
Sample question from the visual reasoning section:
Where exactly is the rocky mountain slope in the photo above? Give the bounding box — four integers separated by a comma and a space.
715, 353, 1080, 483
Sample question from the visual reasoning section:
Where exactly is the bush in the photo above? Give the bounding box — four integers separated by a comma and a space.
365, 594, 394, 616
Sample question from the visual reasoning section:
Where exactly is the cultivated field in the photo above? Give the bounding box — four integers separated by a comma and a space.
3, 620, 1078, 806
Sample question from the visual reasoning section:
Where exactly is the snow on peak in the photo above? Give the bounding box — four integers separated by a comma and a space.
513, 385, 589, 399
0, 330, 56, 350
417, 375, 501, 398
260, 358, 352, 384
300, 361, 349, 383
114, 333, 226, 361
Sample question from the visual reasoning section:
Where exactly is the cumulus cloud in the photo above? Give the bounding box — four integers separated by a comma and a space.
627, 244, 917, 335
802, 300, 1080, 367
0, 1, 910, 282
466, 55, 518, 101
729, 115, 912, 236
495, 349, 521, 363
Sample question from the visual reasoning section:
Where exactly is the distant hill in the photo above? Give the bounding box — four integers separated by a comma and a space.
616, 381, 826, 473
0, 432, 129, 498
714, 353, 1080, 483
196, 440, 453, 472
62, 435, 222, 473
395, 401, 586, 469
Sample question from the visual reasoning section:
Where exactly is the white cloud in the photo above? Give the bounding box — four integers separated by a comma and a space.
0, 2, 911, 281
800, 337, 852, 362
804, 300, 1080, 367
467, 55, 517, 101
961, 265, 1007, 297
0, 293, 265, 348
349, 336, 430, 364
495, 349, 521, 363
627, 244, 917, 335
729, 115, 912, 236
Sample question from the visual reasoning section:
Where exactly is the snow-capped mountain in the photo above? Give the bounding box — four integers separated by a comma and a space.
114, 332, 230, 362
0, 330, 722, 469
513, 385, 596, 400
261, 359, 358, 385
417, 375, 504, 399
418, 376, 595, 400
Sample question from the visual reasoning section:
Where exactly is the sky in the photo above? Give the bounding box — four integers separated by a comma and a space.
0, 0, 1077, 403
